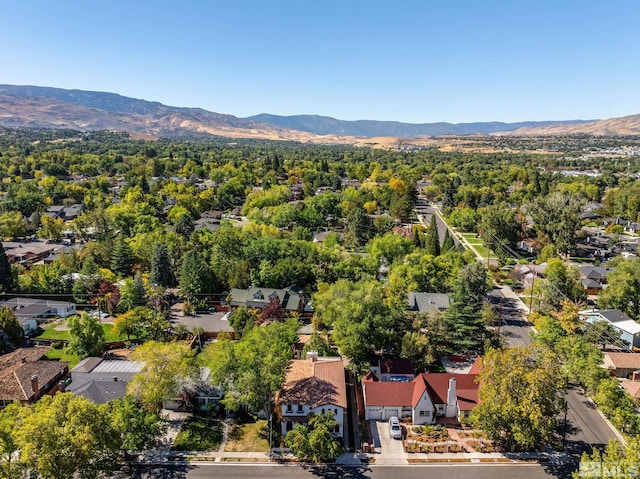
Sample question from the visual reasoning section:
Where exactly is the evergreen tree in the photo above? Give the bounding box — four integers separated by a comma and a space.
424, 216, 441, 256
110, 236, 134, 276
441, 229, 455, 253
150, 242, 174, 287
174, 213, 195, 238
443, 263, 489, 354
179, 250, 212, 300
0, 244, 14, 292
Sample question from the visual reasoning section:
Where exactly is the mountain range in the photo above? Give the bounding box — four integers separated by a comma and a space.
0, 84, 638, 140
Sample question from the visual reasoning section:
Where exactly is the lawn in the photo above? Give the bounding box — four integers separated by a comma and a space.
38, 322, 126, 342
172, 416, 223, 452
224, 420, 270, 452
44, 347, 81, 368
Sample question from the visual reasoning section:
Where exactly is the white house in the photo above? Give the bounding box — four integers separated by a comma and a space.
278, 354, 346, 437
580, 309, 640, 350
363, 373, 479, 424
0, 297, 76, 334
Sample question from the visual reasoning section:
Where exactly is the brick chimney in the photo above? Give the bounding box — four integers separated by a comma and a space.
306, 351, 318, 362
31, 375, 39, 393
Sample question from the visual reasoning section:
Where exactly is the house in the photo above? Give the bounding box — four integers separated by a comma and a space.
67, 357, 222, 409
603, 353, 640, 379
229, 286, 308, 313
170, 310, 235, 339
67, 357, 145, 404
313, 231, 343, 243
0, 347, 68, 408
392, 225, 414, 238
580, 309, 640, 350
163, 367, 223, 412
0, 297, 76, 334
518, 238, 541, 255
625, 222, 640, 235
278, 354, 347, 438
407, 292, 450, 315
579, 265, 614, 295
363, 372, 479, 424
510, 263, 547, 289
369, 359, 415, 382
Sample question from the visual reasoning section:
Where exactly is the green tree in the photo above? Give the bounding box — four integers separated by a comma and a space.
470, 345, 564, 450
301, 331, 337, 357
478, 202, 520, 264
443, 262, 489, 354
203, 319, 298, 419
424, 216, 441, 256
0, 211, 29, 239
598, 257, 640, 319
174, 212, 195, 238
441, 229, 455, 254
38, 215, 65, 242
179, 250, 213, 300
16, 393, 120, 479
0, 402, 27, 479
576, 438, 640, 479
542, 258, 586, 312
284, 412, 345, 462
128, 341, 199, 411
150, 242, 174, 287
529, 192, 584, 256
0, 244, 13, 292
228, 306, 257, 339
313, 280, 404, 371
117, 274, 147, 312
110, 235, 134, 277
0, 306, 24, 346
344, 206, 372, 247
108, 395, 167, 453
68, 313, 105, 358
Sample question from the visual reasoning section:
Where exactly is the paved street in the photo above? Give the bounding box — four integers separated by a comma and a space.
116, 463, 569, 479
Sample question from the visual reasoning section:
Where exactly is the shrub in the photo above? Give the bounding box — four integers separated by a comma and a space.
51, 341, 63, 350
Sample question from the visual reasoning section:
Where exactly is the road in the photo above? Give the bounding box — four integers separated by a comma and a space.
488, 286, 621, 454
115, 463, 567, 479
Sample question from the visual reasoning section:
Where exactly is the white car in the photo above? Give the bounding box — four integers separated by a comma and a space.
389, 416, 402, 439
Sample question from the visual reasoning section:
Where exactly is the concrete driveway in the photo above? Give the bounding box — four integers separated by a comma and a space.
369, 420, 407, 465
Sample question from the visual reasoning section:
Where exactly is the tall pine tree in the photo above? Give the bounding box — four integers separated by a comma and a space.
110, 236, 134, 276
150, 243, 174, 287
444, 262, 489, 354
441, 229, 455, 253
424, 216, 441, 256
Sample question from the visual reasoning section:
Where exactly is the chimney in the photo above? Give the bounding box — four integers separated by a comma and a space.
306, 351, 318, 362
447, 377, 457, 407
58, 380, 66, 392
113, 376, 118, 382
633, 370, 640, 382
31, 375, 39, 393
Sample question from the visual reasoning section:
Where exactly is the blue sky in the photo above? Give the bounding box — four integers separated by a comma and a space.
1, 1, 638, 123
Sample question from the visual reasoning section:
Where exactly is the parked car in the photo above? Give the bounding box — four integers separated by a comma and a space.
389, 416, 402, 439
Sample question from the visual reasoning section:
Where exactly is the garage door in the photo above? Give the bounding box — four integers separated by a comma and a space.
367, 408, 383, 421
382, 408, 401, 420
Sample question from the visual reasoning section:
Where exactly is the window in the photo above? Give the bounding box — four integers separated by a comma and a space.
334, 408, 338, 414
321, 408, 325, 414
286, 404, 292, 413
419, 410, 430, 417
334, 424, 340, 433
297, 405, 304, 412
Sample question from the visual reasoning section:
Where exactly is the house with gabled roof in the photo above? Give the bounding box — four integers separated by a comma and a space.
229, 286, 308, 313
407, 292, 450, 315
0, 347, 68, 408
278, 354, 347, 437
363, 372, 479, 424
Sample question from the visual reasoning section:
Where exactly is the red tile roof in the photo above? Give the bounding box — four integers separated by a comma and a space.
418, 373, 480, 411
364, 381, 415, 407
280, 358, 347, 409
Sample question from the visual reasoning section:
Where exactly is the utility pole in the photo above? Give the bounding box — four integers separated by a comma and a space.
497, 296, 503, 337
269, 414, 272, 462
528, 264, 536, 320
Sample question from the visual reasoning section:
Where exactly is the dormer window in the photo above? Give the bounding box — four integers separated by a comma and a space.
286, 404, 292, 413
253, 290, 264, 300
297, 405, 304, 412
